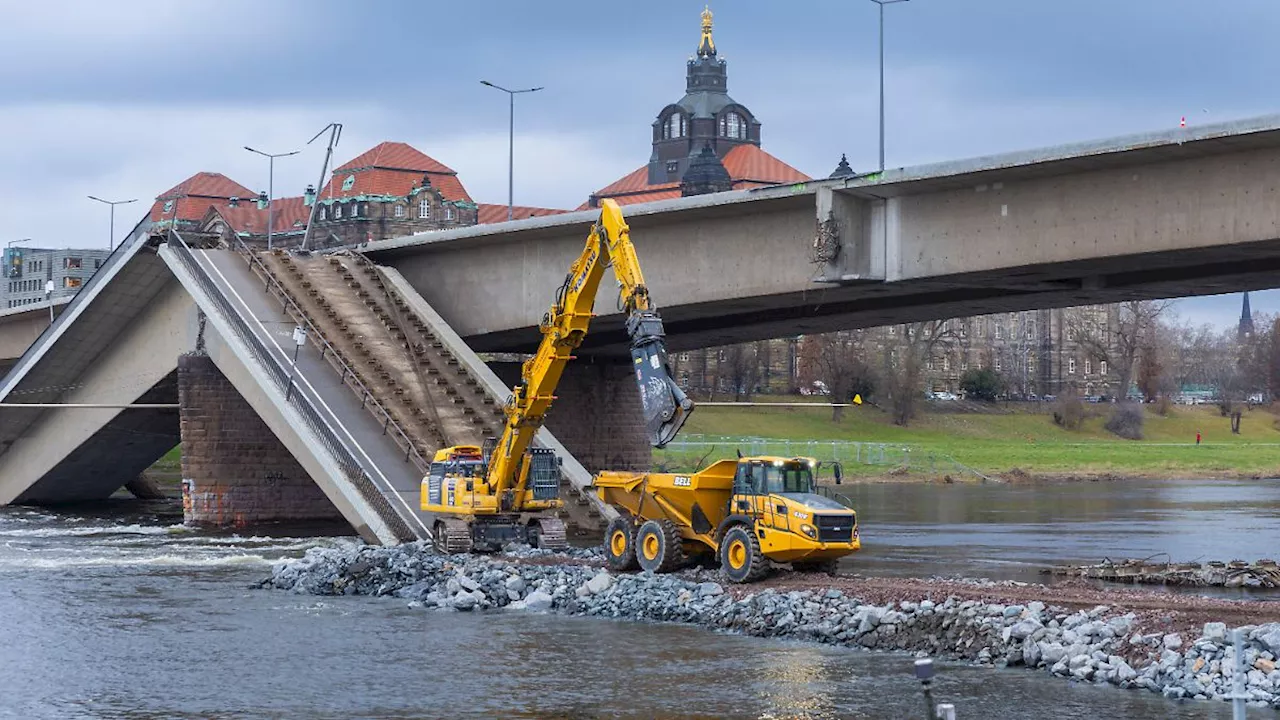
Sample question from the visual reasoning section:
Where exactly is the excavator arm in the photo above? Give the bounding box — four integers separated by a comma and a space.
487, 199, 693, 502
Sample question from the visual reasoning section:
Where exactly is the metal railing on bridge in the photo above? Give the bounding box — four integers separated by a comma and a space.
227, 235, 432, 479
166, 233, 417, 541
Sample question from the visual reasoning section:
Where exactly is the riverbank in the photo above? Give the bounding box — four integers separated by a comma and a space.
261, 543, 1280, 710
656, 402, 1280, 480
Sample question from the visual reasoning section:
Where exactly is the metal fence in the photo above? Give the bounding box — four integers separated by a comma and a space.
166, 234, 417, 541
655, 436, 992, 482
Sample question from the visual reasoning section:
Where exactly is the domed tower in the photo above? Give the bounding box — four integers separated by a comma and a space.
647, 6, 761, 186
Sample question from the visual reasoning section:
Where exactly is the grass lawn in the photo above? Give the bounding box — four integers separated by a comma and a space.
655, 400, 1280, 478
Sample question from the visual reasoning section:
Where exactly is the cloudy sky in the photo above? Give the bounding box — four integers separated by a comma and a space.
3, 0, 1279, 328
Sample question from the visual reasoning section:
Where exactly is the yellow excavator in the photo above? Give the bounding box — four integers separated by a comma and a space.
420, 199, 694, 553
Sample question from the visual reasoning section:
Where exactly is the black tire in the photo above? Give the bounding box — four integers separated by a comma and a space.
719, 524, 769, 583
604, 515, 639, 571
793, 559, 840, 577
635, 519, 686, 573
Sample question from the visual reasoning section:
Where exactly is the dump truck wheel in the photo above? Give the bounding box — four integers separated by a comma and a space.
719, 525, 768, 583
635, 519, 686, 573
793, 559, 840, 577
604, 516, 639, 571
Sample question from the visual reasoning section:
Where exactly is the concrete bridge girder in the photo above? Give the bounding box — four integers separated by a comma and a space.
361, 115, 1280, 355
0, 279, 191, 504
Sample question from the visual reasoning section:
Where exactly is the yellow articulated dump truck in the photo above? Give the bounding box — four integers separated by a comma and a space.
595, 456, 860, 583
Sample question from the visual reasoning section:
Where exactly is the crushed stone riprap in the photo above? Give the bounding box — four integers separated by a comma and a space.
260, 542, 1280, 710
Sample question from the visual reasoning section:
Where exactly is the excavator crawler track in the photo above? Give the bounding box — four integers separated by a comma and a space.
532, 517, 568, 550
433, 518, 474, 555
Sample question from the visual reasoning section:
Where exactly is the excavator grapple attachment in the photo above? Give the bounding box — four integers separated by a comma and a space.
627, 309, 694, 447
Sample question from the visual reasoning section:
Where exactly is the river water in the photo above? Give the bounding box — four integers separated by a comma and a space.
0, 480, 1269, 719
841, 477, 1280, 592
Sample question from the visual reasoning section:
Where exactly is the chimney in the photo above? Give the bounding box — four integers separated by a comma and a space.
303, 185, 316, 207
256, 191, 269, 210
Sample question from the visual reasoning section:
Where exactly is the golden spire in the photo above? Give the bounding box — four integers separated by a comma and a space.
698, 5, 716, 57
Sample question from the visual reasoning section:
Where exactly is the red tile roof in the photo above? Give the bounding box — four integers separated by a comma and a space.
586, 145, 811, 209
721, 144, 809, 185
335, 141, 457, 175
476, 203, 570, 225
269, 196, 311, 233
203, 196, 313, 236
147, 196, 234, 224
319, 168, 472, 204
158, 171, 254, 201
148, 171, 259, 227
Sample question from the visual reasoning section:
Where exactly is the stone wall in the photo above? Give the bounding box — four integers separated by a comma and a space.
177, 354, 340, 526
490, 360, 651, 473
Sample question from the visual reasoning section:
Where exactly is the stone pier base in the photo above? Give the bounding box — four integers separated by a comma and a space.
177, 354, 341, 527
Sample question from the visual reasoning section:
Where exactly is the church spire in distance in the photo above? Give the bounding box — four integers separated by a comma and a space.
1239, 291, 1255, 340
698, 5, 716, 58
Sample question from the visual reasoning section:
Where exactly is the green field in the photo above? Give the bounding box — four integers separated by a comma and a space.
654, 400, 1280, 479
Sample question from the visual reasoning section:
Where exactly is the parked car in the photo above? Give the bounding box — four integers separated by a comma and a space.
930, 391, 959, 401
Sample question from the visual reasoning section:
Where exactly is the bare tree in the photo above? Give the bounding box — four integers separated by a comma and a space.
798, 331, 876, 421
883, 319, 954, 426
717, 343, 759, 402
1069, 300, 1172, 400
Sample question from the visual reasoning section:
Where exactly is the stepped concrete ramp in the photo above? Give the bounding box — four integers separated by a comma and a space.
0, 228, 187, 505
158, 239, 427, 545
249, 249, 611, 533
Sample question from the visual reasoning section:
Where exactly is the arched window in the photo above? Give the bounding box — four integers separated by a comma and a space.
720, 112, 745, 139
418, 199, 431, 219
665, 113, 685, 139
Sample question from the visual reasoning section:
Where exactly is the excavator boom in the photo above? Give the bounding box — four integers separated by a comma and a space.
484, 198, 691, 502
421, 199, 693, 551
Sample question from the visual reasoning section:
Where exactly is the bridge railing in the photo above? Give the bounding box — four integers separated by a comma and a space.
225, 235, 431, 478
166, 232, 417, 542
655, 437, 994, 482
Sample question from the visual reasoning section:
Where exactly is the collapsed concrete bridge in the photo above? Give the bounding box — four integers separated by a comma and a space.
4, 115, 1280, 542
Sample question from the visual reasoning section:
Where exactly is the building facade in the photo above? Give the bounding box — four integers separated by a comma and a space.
2, 247, 112, 310
670, 305, 1122, 401
157, 142, 565, 250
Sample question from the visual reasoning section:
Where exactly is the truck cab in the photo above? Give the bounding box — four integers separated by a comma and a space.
728, 457, 860, 565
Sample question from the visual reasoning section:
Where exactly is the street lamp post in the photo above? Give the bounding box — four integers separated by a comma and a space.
244, 146, 300, 251
868, 0, 909, 174
480, 80, 544, 221
87, 196, 138, 251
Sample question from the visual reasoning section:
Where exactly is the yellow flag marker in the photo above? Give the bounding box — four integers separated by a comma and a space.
853, 394, 863, 405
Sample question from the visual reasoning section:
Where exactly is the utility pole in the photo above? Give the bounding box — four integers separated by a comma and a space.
87, 196, 138, 251
480, 80, 544, 221
244, 146, 300, 251
868, 0, 909, 173
301, 123, 343, 251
